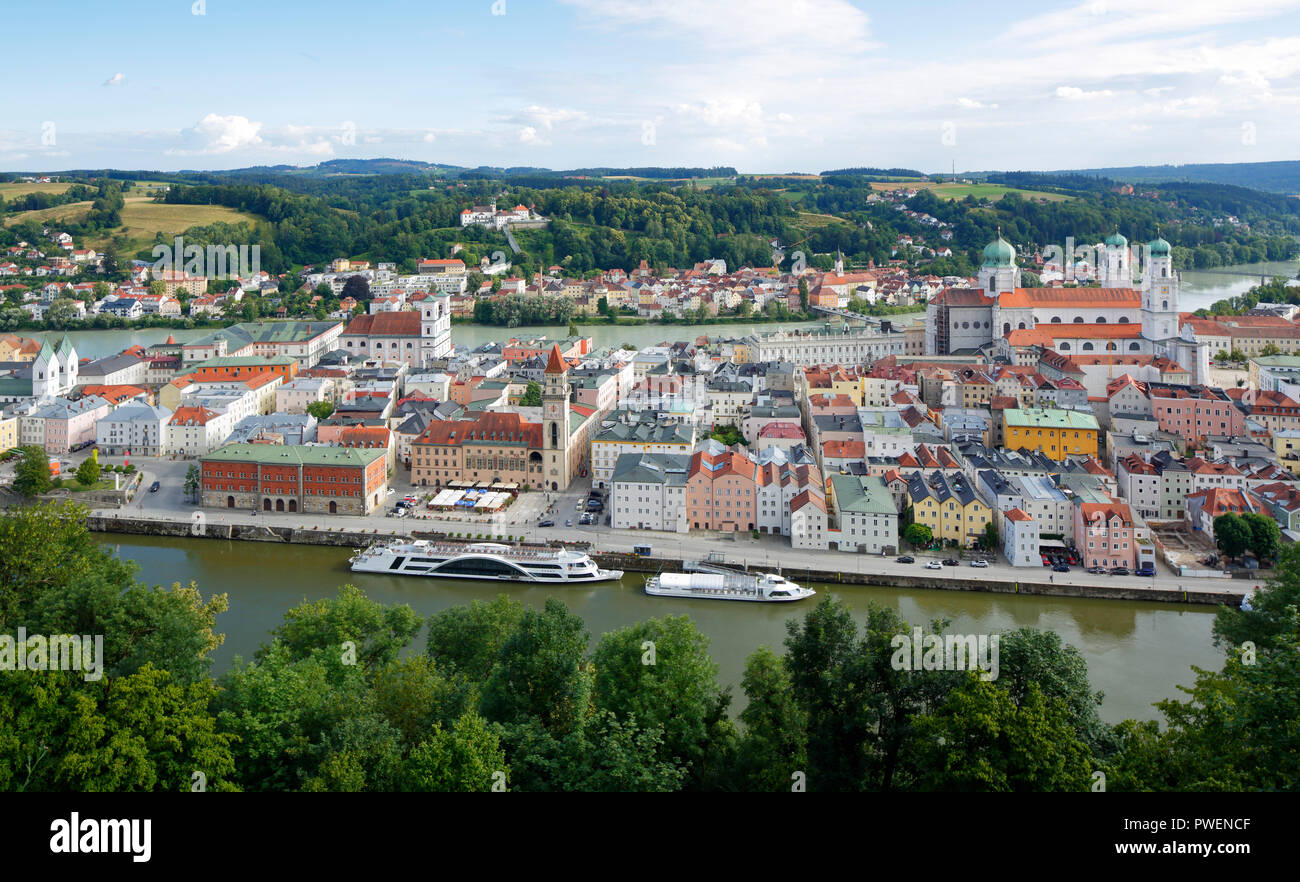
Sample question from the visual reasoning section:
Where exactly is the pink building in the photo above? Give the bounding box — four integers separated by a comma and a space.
686, 447, 760, 531
1074, 501, 1147, 570
1148, 384, 1244, 445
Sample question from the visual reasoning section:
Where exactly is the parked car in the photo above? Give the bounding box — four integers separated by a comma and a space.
538, 519, 555, 528
942, 558, 958, 566
969, 559, 988, 568
896, 555, 915, 564
575, 501, 584, 511
1041, 556, 1052, 566
1110, 567, 1130, 576
579, 513, 594, 525
1086, 566, 1107, 575
565, 519, 573, 527
1053, 564, 1070, 573
924, 561, 943, 570
1137, 565, 1156, 577
149, 481, 160, 493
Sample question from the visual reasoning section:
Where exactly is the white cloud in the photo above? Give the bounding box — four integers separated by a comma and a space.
519, 126, 547, 146
102, 73, 125, 87
1055, 86, 1115, 100
957, 97, 999, 109
179, 114, 264, 153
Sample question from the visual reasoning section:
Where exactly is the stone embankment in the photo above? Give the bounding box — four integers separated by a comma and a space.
87, 514, 1243, 606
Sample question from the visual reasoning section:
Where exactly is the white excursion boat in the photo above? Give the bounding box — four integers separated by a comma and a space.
349, 540, 624, 583
644, 570, 815, 602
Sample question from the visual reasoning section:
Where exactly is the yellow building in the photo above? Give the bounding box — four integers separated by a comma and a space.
1002, 408, 1099, 460
0, 415, 17, 455
0, 333, 41, 362
906, 472, 992, 548
1274, 430, 1300, 475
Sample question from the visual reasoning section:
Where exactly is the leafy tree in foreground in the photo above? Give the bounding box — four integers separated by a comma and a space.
12, 445, 51, 498
1214, 513, 1251, 563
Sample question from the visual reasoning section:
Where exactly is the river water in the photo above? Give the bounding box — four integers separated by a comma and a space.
32, 259, 1297, 359
97, 534, 1224, 724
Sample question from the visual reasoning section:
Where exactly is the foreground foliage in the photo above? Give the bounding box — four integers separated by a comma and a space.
0, 502, 1294, 791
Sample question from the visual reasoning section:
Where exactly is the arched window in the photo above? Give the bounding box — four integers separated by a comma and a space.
1003, 323, 1011, 335
1096, 317, 1107, 323
550, 422, 558, 448
263, 498, 272, 511
1073, 316, 1084, 323
329, 501, 337, 514
1118, 316, 1129, 323
1162, 300, 1168, 309
1018, 322, 1026, 330
1129, 342, 1141, 351
288, 499, 297, 512
961, 321, 969, 329
1082, 342, 1094, 351
227, 496, 234, 508
1106, 342, 1117, 351
1060, 342, 1071, 350
1051, 316, 1062, 323
276, 499, 285, 512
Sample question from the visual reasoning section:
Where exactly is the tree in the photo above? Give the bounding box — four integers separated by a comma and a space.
731, 645, 807, 791
183, 464, 200, 502
12, 445, 51, 497
708, 424, 743, 447
402, 712, 509, 792
1214, 513, 1252, 564
911, 676, 1093, 791
274, 584, 421, 670
903, 522, 933, 548
341, 275, 370, 302
74, 456, 101, 486
591, 616, 734, 788
798, 277, 809, 313
978, 521, 998, 551
1241, 512, 1280, 566
1214, 541, 1300, 652
519, 382, 542, 408
306, 400, 335, 420
426, 594, 525, 684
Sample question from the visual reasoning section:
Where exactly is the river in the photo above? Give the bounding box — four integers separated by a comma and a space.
97, 534, 1224, 725
31, 259, 1297, 360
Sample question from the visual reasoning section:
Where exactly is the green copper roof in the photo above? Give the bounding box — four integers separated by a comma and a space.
982, 236, 1015, 268
1148, 237, 1171, 257
1105, 231, 1128, 248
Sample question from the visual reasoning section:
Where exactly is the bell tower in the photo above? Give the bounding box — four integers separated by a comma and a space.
542, 344, 571, 491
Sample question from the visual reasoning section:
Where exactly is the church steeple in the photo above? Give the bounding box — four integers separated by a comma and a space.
541, 345, 571, 492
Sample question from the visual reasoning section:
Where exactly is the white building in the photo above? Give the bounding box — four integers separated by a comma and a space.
1003, 508, 1040, 567
96, 401, 173, 456
610, 453, 689, 532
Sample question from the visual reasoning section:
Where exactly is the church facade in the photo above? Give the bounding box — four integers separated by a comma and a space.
925, 234, 1207, 383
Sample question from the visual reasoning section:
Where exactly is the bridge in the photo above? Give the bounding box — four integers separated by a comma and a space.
810, 304, 881, 323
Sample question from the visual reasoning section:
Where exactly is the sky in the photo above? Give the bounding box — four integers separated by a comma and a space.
4, 0, 1300, 174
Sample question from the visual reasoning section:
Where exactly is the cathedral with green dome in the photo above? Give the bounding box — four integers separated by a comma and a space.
925, 233, 1208, 385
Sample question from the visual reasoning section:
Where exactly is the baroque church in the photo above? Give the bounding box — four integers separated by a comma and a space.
925, 234, 1208, 383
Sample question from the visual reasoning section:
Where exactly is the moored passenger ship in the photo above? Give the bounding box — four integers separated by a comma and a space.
349, 540, 624, 583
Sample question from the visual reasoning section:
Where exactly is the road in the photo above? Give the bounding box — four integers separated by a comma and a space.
74, 453, 1253, 601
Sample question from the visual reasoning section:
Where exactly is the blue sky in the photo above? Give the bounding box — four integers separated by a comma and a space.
4, 0, 1300, 173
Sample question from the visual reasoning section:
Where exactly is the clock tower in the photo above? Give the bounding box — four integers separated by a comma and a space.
542, 344, 571, 491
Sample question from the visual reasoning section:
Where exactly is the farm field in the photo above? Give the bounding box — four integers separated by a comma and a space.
869, 180, 1071, 202
3, 195, 261, 252
0, 181, 74, 198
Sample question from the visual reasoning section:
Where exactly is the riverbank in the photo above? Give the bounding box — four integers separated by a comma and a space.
87, 512, 1244, 607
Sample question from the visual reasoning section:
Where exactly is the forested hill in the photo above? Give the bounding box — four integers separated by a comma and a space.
1051, 160, 1300, 195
